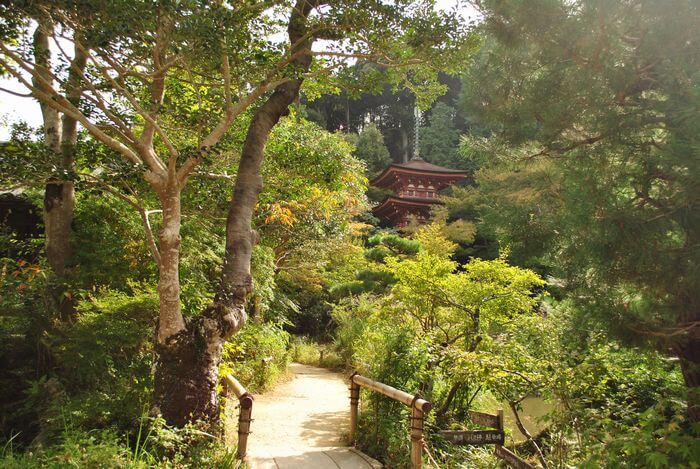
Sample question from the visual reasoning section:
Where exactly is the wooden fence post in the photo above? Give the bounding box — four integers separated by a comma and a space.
410, 397, 425, 469
224, 374, 254, 461
495, 408, 504, 454
237, 393, 254, 459
349, 373, 360, 443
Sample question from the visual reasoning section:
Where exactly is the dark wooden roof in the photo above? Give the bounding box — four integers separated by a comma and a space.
371, 157, 467, 187
394, 157, 467, 173
372, 195, 441, 217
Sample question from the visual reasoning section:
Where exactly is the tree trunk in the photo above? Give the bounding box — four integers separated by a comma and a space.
156, 186, 186, 344
33, 19, 87, 320
437, 381, 462, 423
400, 127, 409, 163
674, 338, 700, 423
33, 21, 66, 276
46, 42, 87, 280
152, 181, 193, 425
33, 22, 86, 320
152, 0, 318, 427
153, 321, 222, 427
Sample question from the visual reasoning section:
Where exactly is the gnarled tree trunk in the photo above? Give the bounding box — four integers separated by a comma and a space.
152, 0, 317, 427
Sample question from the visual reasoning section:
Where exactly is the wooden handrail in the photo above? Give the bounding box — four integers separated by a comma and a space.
225, 374, 248, 399
352, 374, 432, 412
224, 374, 253, 460
349, 373, 431, 469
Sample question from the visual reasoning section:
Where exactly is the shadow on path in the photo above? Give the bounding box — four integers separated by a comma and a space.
300, 410, 348, 447
244, 363, 381, 469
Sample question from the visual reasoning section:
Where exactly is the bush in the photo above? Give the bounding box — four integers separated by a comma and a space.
586, 400, 700, 468
0, 284, 157, 447
72, 194, 156, 290
290, 336, 344, 370
45, 288, 158, 437
0, 256, 52, 445
352, 319, 432, 468
332, 296, 373, 366
221, 322, 290, 392
0, 419, 240, 468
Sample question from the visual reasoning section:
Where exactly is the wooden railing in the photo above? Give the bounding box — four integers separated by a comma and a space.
349, 373, 432, 469
223, 374, 254, 460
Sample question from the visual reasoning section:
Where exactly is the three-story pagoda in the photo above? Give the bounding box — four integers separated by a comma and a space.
371, 156, 467, 228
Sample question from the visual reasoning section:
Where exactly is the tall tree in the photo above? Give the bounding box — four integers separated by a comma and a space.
463, 0, 700, 421
420, 101, 461, 168
350, 122, 392, 177
1, 7, 86, 284
1, 0, 472, 425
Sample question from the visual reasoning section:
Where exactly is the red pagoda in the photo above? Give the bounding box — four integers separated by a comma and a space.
371, 157, 467, 228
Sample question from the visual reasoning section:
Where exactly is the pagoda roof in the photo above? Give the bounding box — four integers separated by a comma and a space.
372, 195, 442, 218
371, 157, 467, 187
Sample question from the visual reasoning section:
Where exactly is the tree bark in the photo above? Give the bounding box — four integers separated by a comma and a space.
33, 21, 65, 275
32, 21, 61, 153
33, 20, 88, 320
437, 381, 462, 422
156, 184, 187, 344
34, 21, 86, 288
151, 180, 195, 426
152, 0, 318, 427
674, 338, 700, 423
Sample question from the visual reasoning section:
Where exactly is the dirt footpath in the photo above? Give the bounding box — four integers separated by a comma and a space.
245, 363, 381, 469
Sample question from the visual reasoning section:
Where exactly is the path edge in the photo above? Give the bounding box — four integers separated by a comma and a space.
349, 447, 383, 468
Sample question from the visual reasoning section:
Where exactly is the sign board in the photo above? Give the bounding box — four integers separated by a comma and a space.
440, 430, 505, 446
468, 410, 500, 428
494, 445, 535, 469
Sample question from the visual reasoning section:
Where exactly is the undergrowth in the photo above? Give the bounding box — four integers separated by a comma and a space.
291, 336, 344, 370
0, 415, 240, 468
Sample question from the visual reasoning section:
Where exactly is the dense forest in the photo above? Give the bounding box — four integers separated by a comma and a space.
1, 0, 698, 468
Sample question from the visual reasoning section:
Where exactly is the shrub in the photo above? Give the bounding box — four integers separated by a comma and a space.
586, 400, 700, 468
46, 288, 158, 437
221, 322, 290, 392
0, 256, 52, 445
290, 336, 344, 370
332, 296, 374, 366
72, 194, 156, 290
0, 420, 240, 468
353, 320, 432, 467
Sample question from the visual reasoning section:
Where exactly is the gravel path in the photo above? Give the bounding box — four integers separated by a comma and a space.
245, 363, 381, 469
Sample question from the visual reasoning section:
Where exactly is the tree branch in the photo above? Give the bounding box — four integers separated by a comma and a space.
0, 49, 143, 166
83, 174, 161, 264
72, 40, 170, 173
0, 86, 32, 98
508, 400, 549, 469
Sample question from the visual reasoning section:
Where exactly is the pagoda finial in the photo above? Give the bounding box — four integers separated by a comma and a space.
413, 106, 422, 160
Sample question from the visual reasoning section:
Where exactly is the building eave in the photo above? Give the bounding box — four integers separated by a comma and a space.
372, 195, 442, 217
371, 165, 468, 188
